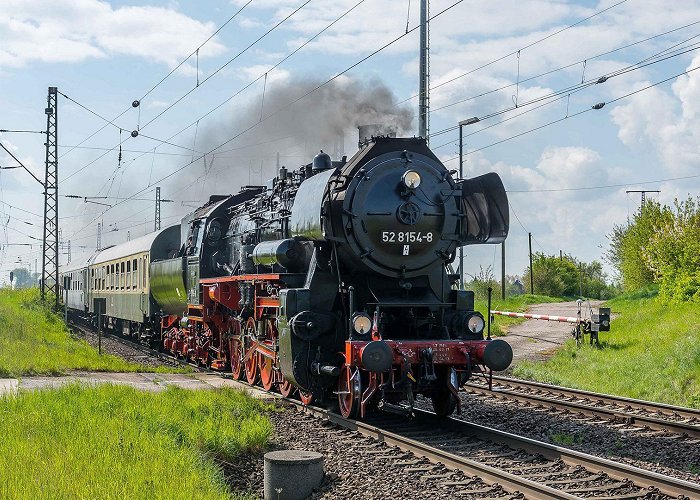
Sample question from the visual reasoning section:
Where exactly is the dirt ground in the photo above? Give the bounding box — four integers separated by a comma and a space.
494, 300, 603, 364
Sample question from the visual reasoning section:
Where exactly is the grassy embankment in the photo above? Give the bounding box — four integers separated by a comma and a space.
474, 294, 563, 336
0, 384, 271, 499
0, 288, 185, 377
515, 287, 700, 408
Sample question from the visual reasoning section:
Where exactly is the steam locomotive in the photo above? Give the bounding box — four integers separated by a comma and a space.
61, 136, 512, 417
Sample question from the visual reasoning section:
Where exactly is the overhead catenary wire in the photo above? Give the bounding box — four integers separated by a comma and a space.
438, 63, 700, 165
58, 2, 253, 162
64, 0, 467, 241
61, 0, 367, 226
429, 37, 700, 140
398, 0, 630, 105
140, 0, 313, 130
508, 173, 700, 193
113, 0, 366, 173
429, 30, 700, 120
60, 0, 317, 185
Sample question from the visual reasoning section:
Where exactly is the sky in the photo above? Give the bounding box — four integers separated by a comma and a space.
1, 0, 700, 285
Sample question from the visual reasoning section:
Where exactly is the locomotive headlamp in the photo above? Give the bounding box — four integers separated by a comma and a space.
466, 312, 485, 334
352, 313, 372, 335
402, 170, 422, 189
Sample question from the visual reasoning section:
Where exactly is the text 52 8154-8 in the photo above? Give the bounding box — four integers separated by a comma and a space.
380, 231, 433, 243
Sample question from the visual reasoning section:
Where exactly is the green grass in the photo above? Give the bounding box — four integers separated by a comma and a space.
0, 384, 271, 499
475, 294, 564, 336
514, 289, 700, 408
0, 288, 186, 377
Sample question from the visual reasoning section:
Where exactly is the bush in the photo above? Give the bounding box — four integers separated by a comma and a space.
607, 197, 700, 303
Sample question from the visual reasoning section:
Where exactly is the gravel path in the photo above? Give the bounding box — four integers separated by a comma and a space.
496, 300, 603, 364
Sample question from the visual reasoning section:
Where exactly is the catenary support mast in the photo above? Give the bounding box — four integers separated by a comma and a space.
42, 86, 59, 309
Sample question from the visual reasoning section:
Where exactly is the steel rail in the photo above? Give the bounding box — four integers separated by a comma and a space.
294, 402, 579, 499
293, 402, 700, 499
466, 376, 700, 438
429, 409, 700, 499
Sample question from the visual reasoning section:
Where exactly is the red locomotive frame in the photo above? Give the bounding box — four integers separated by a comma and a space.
162, 273, 497, 417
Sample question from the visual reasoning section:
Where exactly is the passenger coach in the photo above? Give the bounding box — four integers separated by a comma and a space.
65, 225, 180, 343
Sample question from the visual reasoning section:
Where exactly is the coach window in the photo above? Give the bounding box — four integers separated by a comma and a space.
126, 260, 131, 290
102, 266, 106, 290
143, 256, 148, 288
133, 258, 138, 289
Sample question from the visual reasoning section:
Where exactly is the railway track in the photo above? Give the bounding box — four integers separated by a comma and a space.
70, 321, 700, 498
465, 375, 700, 439
70, 322, 197, 371
296, 402, 700, 499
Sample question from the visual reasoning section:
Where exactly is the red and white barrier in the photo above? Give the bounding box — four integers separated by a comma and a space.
490, 310, 579, 324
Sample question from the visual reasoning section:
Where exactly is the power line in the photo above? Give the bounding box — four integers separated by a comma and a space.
138, 0, 253, 101
440, 64, 700, 163
0, 142, 45, 186
60, 0, 313, 184
140, 0, 313, 130
430, 37, 700, 139
58, 91, 202, 153
64, 0, 467, 241
58, 145, 194, 156
428, 20, 700, 117
58, 2, 253, 162
399, 0, 629, 105
109, 0, 366, 183
508, 173, 700, 193
0, 129, 45, 134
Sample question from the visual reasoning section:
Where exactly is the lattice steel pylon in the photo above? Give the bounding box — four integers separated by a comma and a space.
154, 186, 161, 231
41, 87, 59, 309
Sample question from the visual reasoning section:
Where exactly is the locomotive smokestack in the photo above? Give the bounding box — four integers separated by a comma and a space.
358, 124, 397, 148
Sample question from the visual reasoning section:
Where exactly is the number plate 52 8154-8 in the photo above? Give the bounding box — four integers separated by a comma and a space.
381, 231, 433, 243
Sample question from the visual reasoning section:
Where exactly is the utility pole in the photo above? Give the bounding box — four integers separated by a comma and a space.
67, 240, 71, 263
501, 241, 506, 300
626, 189, 659, 206
418, 0, 429, 142
155, 186, 161, 231
560, 249, 563, 261
528, 232, 534, 294
97, 222, 102, 251
42, 86, 59, 309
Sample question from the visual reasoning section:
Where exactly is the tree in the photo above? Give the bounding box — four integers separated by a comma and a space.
642, 197, 700, 302
10, 267, 37, 289
523, 253, 612, 299
605, 200, 673, 290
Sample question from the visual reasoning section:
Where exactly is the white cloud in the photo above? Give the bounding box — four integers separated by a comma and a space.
0, 0, 227, 69
610, 54, 700, 175
239, 65, 291, 84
